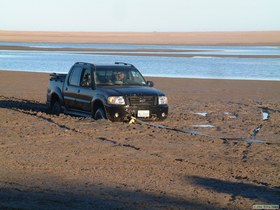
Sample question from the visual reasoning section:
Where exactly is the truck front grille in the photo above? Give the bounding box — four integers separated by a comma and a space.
128, 96, 155, 106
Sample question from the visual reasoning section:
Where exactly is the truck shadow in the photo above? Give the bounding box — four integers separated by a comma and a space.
0, 96, 47, 113
186, 176, 280, 204
0, 184, 220, 210
0, 96, 74, 130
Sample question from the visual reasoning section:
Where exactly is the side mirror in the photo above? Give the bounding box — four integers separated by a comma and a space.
146, 81, 154, 87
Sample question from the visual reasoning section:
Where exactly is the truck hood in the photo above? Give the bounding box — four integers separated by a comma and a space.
99, 86, 165, 96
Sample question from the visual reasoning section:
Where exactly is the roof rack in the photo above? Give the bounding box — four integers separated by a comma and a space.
74, 62, 92, 66
115, 62, 134, 67
75, 62, 84, 65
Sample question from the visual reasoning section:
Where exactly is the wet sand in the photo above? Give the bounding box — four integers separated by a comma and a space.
1, 45, 280, 58
1, 30, 280, 45
0, 70, 279, 209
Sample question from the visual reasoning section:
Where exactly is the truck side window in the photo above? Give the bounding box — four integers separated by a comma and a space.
69, 66, 82, 86
80, 68, 92, 87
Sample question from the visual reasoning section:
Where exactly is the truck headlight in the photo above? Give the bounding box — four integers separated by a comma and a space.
158, 96, 168, 105
108, 96, 125, 105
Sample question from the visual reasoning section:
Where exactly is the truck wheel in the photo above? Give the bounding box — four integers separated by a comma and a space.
94, 108, 107, 120
51, 100, 61, 116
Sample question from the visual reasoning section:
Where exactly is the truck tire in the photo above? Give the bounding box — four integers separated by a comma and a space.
51, 100, 61, 116
94, 108, 107, 120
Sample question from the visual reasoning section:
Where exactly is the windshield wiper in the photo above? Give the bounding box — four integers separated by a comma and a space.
96, 83, 114, 86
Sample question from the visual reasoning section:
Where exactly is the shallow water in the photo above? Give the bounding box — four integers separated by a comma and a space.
195, 112, 208, 117
192, 124, 215, 128
224, 112, 237, 119
262, 111, 269, 120
244, 138, 264, 143
0, 42, 280, 80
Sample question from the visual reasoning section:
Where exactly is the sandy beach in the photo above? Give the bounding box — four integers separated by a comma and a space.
1, 30, 280, 45
0, 70, 279, 209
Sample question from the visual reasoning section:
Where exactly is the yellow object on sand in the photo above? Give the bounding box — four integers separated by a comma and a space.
129, 117, 136, 124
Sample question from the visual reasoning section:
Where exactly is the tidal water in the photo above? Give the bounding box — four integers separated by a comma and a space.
0, 42, 279, 80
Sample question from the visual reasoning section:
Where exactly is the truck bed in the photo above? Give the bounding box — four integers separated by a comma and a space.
48, 73, 67, 96
49, 73, 67, 82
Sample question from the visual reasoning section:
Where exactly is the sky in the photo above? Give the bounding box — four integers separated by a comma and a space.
0, 0, 280, 32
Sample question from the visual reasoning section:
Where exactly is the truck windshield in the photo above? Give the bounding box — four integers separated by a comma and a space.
94, 66, 147, 86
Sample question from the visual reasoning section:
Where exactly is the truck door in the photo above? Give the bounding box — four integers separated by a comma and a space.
63, 65, 83, 110
75, 67, 94, 113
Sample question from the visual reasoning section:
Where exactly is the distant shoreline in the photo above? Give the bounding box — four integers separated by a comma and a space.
0, 30, 280, 46
0, 45, 279, 59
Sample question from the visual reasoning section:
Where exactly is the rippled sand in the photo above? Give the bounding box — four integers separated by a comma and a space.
0, 70, 279, 209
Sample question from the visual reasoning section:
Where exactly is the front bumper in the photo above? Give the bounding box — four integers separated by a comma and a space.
105, 104, 168, 122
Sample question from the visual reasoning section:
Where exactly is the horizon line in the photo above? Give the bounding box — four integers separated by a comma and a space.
1, 30, 280, 33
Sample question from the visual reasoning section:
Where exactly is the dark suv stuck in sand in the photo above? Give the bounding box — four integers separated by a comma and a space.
47, 62, 168, 121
